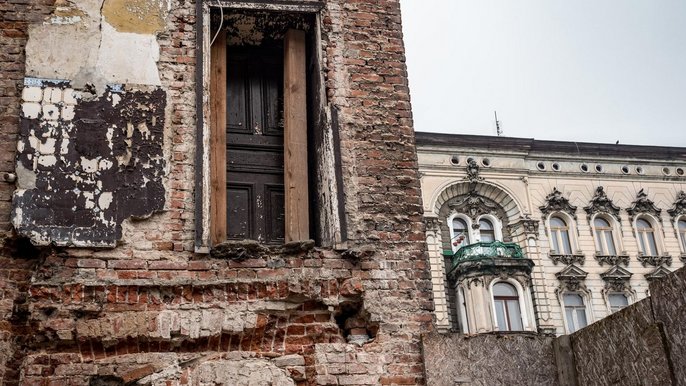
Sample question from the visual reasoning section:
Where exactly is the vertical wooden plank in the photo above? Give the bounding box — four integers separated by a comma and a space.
210, 30, 227, 245
284, 29, 309, 242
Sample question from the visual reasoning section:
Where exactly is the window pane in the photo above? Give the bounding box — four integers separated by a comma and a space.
493, 283, 518, 297
594, 230, 604, 253
679, 220, 686, 231
494, 300, 508, 331
560, 230, 572, 254
637, 219, 651, 230
681, 231, 686, 250
479, 219, 494, 230
551, 230, 561, 252
480, 230, 495, 243
594, 218, 610, 228
551, 216, 566, 228
453, 218, 468, 232
604, 232, 617, 255
608, 294, 629, 311
564, 294, 583, 307
576, 308, 588, 329
565, 308, 576, 333
647, 232, 658, 256
507, 299, 523, 331
638, 233, 648, 255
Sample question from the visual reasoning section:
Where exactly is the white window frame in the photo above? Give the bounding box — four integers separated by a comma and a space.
634, 215, 662, 257
448, 213, 473, 252
475, 214, 503, 243
489, 279, 536, 332
605, 291, 632, 314
547, 212, 576, 255
560, 291, 593, 334
591, 214, 620, 256
676, 216, 686, 254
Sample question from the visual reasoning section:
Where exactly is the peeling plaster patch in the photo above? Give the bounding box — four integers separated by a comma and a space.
102, 0, 169, 34
13, 83, 166, 247
15, 163, 37, 190
95, 21, 161, 86
22, 103, 41, 119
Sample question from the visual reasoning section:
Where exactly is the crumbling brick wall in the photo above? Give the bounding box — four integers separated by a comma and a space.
0, 0, 433, 385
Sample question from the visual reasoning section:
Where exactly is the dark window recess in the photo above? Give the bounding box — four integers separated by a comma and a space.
226, 43, 285, 244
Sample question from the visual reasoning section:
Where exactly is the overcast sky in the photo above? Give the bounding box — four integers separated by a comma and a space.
400, 0, 686, 147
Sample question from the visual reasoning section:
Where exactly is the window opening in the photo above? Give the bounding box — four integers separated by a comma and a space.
493, 282, 523, 331
452, 217, 470, 250
594, 217, 617, 255
607, 293, 629, 313
678, 219, 686, 251
636, 218, 658, 256
550, 216, 572, 254
479, 218, 495, 242
563, 293, 588, 333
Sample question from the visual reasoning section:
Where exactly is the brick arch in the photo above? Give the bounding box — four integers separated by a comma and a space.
431, 181, 523, 223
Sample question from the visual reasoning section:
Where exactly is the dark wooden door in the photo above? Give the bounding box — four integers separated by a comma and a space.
226, 43, 285, 244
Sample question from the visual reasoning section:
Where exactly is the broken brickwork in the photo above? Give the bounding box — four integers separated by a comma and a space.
1, 0, 432, 385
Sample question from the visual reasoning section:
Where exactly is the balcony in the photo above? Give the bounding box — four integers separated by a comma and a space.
450, 241, 526, 272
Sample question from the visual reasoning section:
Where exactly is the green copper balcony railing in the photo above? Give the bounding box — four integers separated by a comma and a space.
451, 241, 525, 271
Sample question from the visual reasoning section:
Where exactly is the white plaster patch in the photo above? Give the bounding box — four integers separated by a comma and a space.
42, 104, 60, 120
80, 157, 99, 173
63, 88, 79, 105
22, 103, 41, 119
39, 138, 57, 155
43, 87, 62, 103
110, 93, 121, 107
62, 105, 75, 121
98, 192, 113, 210
95, 21, 161, 86
38, 155, 57, 167
49, 15, 83, 25
22, 87, 43, 102
137, 122, 151, 139
60, 138, 70, 154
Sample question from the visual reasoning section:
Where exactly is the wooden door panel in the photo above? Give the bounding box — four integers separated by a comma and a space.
226, 183, 254, 240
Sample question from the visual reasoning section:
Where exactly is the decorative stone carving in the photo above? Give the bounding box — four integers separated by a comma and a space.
507, 216, 540, 240
464, 158, 484, 183
667, 191, 686, 220
540, 188, 577, 219
448, 191, 502, 223
594, 253, 630, 267
600, 265, 632, 292
555, 264, 588, 292
424, 217, 441, 233
637, 253, 672, 267
645, 265, 672, 282
549, 252, 585, 266
583, 186, 621, 221
627, 189, 662, 223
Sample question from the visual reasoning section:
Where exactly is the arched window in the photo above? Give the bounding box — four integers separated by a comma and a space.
492, 282, 523, 331
678, 219, 686, 251
550, 216, 572, 255
479, 218, 495, 242
593, 217, 617, 255
607, 293, 629, 313
636, 218, 658, 256
451, 217, 470, 250
563, 293, 588, 333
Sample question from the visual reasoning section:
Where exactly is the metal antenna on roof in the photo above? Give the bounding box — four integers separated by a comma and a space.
494, 111, 503, 136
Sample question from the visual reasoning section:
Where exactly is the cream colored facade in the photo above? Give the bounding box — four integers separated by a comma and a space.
417, 133, 686, 335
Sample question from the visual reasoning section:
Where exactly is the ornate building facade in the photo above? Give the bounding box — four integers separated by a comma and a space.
418, 132, 686, 335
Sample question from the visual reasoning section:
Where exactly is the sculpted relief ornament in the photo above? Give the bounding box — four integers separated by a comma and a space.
627, 189, 662, 223
464, 158, 484, 184
555, 264, 588, 292
584, 186, 621, 222
600, 265, 632, 292
668, 191, 686, 220
448, 191, 502, 223
540, 188, 577, 219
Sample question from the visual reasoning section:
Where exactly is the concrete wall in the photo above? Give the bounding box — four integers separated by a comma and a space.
422, 333, 559, 386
